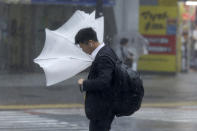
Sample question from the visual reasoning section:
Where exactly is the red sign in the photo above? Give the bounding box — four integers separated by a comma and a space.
144, 35, 176, 55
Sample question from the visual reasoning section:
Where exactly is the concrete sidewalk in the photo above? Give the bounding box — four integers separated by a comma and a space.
0, 72, 88, 105
0, 71, 197, 108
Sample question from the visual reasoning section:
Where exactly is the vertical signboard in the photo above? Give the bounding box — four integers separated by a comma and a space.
139, 6, 177, 35
138, 6, 178, 72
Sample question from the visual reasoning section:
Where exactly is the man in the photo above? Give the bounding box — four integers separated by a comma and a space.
75, 27, 117, 131
119, 38, 134, 68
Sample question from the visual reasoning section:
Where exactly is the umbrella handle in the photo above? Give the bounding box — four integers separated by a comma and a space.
79, 85, 83, 93
78, 84, 86, 101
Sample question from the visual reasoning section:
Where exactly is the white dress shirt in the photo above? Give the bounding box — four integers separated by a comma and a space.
90, 43, 105, 60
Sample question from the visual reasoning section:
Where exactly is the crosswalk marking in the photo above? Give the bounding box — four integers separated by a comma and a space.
29, 107, 197, 123
132, 107, 197, 123
1, 106, 197, 130
0, 111, 88, 131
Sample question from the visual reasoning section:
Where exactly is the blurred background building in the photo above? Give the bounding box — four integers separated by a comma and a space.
0, 0, 197, 74
0, 0, 117, 73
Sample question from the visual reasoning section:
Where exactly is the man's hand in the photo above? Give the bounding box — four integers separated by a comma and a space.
78, 78, 84, 85
78, 78, 84, 92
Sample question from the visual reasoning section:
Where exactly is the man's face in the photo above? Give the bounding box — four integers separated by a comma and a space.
79, 43, 92, 54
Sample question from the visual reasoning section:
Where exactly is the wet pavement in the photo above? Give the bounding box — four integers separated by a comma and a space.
0, 71, 197, 105
0, 71, 197, 130
1, 106, 197, 131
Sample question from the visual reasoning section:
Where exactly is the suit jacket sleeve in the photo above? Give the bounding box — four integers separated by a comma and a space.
83, 56, 114, 91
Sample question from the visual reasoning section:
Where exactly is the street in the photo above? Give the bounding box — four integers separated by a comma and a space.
0, 71, 197, 130
1, 106, 197, 131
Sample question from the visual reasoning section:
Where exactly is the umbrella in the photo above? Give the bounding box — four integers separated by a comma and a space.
34, 10, 104, 86
113, 31, 149, 60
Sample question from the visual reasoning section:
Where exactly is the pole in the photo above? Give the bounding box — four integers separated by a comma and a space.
96, 0, 104, 18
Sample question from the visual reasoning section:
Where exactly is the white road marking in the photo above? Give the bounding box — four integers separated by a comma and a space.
30, 107, 197, 123
132, 106, 197, 123
0, 111, 88, 130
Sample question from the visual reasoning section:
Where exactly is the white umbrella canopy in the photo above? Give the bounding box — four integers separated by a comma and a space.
34, 10, 104, 86
56, 10, 104, 44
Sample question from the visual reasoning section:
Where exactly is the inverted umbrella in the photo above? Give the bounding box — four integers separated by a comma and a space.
34, 10, 104, 86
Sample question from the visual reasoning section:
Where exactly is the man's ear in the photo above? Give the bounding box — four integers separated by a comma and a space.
88, 40, 94, 47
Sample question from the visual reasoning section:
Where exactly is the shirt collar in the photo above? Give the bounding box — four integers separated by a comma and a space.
91, 43, 105, 60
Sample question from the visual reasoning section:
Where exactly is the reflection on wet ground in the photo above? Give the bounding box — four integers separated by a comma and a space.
0, 71, 197, 130
1, 106, 197, 131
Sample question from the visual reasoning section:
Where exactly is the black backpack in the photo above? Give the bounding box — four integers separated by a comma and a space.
105, 55, 144, 117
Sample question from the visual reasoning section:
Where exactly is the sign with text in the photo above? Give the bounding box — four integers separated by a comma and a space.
138, 55, 177, 72
158, 0, 177, 6
139, 6, 177, 35
144, 35, 176, 55
138, 6, 178, 73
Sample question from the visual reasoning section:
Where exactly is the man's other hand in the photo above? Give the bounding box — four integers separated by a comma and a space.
78, 78, 84, 85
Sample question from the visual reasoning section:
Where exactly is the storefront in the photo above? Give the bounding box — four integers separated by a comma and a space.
179, 1, 197, 71
138, 0, 197, 73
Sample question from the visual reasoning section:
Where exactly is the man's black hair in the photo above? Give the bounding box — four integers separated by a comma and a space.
120, 38, 129, 45
75, 27, 98, 45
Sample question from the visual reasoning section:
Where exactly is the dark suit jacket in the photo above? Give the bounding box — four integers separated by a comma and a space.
83, 45, 118, 120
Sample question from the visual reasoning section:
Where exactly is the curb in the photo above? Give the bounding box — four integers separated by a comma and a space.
1, 101, 197, 110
